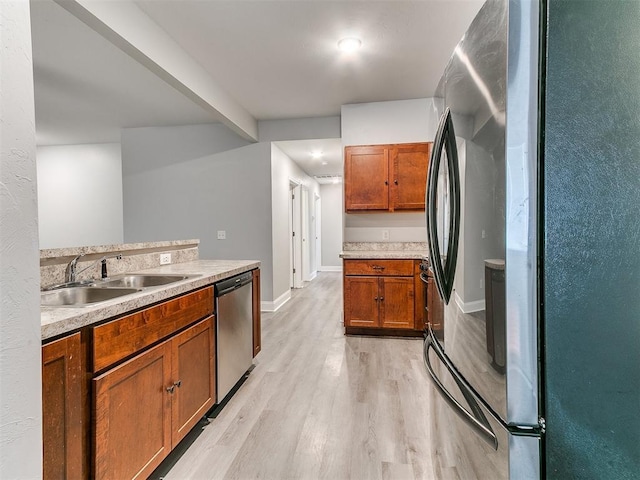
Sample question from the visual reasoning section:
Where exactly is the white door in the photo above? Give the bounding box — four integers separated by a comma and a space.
289, 182, 303, 289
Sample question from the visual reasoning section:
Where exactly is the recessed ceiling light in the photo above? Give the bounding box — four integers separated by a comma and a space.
311, 150, 323, 159
321, 161, 328, 165
337, 37, 362, 53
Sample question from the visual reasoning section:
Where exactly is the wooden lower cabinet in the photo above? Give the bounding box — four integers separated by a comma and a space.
380, 276, 415, 329
93, 316, 215, 480
42, 332, 84, 480
343, 259, 419, 332
344, 276, 380, 328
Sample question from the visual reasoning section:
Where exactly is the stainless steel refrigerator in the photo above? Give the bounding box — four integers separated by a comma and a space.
423, 0, 639, 478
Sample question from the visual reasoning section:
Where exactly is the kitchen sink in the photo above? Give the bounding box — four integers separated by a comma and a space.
41, 287, 141, 307
99, 274, 195, 289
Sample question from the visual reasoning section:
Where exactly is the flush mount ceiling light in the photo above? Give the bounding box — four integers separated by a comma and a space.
311, 150, 324, 159
337, 37, 362, 53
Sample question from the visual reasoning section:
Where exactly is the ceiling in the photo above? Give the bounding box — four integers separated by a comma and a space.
30, 0, 483, 177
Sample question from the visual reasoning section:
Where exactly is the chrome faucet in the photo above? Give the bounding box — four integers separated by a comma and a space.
65, 253, 122, 283
65, 254, 86, 283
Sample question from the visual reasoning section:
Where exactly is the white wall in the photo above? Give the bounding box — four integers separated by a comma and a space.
120, 125, 276, 298
37, 143, 123, 248
270, 144, 319, 305
341, 98, 440, 243
0, 2, 42, 476
320, 183, 343, 269
258, 116, 341, 142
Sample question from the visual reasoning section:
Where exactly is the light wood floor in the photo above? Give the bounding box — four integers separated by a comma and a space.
160, 272, 437, 480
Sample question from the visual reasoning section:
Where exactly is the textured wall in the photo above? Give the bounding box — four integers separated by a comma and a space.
0, 2, 43, 476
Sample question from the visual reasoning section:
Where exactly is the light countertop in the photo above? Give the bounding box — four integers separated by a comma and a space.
41, 259, 259, 341
340, 242, 428, 260
340, 250, 428, 260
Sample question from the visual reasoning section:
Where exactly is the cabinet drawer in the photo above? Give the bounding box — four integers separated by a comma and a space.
344, 259, 413, 276
92, 287, 213, 372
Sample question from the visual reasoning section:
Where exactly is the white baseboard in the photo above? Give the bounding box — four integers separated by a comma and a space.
261, 289, 291, 312
454, 292, 485, 314
319, 265, 343, 272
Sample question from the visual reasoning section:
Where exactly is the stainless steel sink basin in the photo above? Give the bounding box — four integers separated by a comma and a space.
99, 274, 194, 289
41, 287, 141, 307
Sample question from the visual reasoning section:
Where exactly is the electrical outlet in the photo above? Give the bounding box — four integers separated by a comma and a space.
160, 253, 171, 265
382, 229, 390, 240
482, 229, 486, 239
217, 230, 226, 240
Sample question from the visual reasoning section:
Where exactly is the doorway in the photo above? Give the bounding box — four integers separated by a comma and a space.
289, 181, 302, 289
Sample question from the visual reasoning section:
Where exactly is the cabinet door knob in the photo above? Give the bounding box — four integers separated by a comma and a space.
174, 380, 182, 388
374, 296, 379, 301
166, 385, 176, 394
394, 180, 398, 185
380, 296, 384, 301
384, 180, 388, 186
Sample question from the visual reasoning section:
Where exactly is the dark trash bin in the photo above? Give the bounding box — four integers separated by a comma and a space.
484, 259, 505, 374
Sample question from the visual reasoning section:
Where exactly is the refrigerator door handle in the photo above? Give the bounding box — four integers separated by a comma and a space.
423, 331, 499, 450
426, 108, 461, 305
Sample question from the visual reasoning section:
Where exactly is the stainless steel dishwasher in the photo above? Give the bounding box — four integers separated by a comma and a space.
214, 271, 253, 403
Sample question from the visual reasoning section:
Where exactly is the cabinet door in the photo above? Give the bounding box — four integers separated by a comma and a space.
94, 341, 172, 480
252, 268, 261, 357
42, 332, 83, 480
390, 143, 430, 211
344, 276, 380, 327
414, 261, 428, 331
345, 145, 389, 211
171, 317, 215, 446
380, 277, 415, 329
427, 274, 444, 337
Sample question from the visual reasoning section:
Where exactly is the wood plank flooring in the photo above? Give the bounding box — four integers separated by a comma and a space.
159, 272, 437, 480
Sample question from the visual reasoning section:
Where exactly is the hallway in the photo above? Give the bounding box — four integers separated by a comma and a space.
161, 272, 436, 479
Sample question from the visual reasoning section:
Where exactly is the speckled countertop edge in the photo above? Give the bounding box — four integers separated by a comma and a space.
41, 259, 259, 341
340, 250, 428, 260
340, 242, 428, 260
40, 239, 199, 260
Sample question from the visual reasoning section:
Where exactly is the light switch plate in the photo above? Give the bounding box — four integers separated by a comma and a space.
382, 229, 390, 240
217, 230, 226, 240
160, 253, 171, 265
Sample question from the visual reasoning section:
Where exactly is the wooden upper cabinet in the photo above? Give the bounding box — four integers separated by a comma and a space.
345, 142, 431, 212
390, 143, 431, 210
344, 145, 389, 211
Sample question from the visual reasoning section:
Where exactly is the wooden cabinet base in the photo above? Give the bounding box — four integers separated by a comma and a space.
93, 316, 215, 480
343, 259, 424, 335
345, 326, 423, 338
